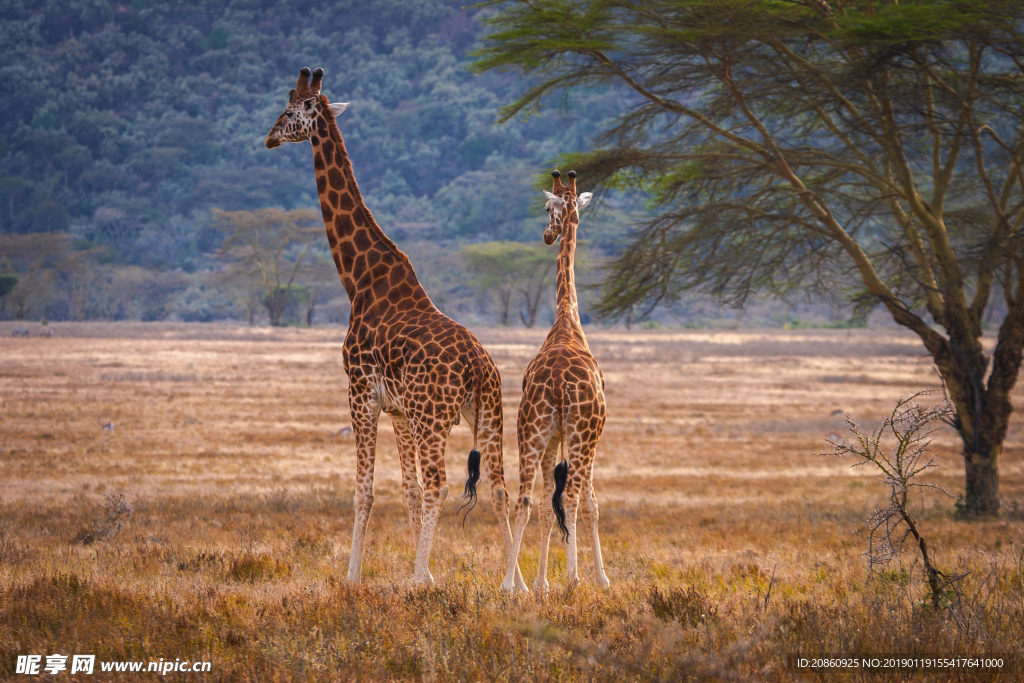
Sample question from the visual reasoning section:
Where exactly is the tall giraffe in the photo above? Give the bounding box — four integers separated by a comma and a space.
266, 67, 524, 587
500, 170, 609, 592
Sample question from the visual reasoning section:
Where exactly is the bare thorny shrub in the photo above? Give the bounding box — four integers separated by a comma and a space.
73, 491, 133, 545
825, 391, 967, 611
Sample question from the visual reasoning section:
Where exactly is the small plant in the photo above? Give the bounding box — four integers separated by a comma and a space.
228, 553, 292, 583
0, 521, 24, 563
75, 491, 133, 544
825, 391, 964, 610
647, 584, 717, 626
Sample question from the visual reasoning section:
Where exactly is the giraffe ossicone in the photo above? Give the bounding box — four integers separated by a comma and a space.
501, 169, 610, 593
266, 66, 523, 588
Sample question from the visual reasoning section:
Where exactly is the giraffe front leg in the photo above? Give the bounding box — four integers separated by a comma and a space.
390, 412, 423, 550
347, 386, 380, 583
411, 429, 449, 586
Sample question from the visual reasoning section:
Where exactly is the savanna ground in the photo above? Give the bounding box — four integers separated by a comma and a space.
1, 322, 1023, 682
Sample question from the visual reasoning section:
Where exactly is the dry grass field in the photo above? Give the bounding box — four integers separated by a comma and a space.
1, 321, 1023, 681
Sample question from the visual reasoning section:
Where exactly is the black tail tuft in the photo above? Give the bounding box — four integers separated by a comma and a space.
553, 460, 569, 542
457, 449, 482, 527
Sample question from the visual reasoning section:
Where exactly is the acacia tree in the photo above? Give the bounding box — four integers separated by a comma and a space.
463, 241, 558, 326
516, 246, 557, 327
463, 242, 524, 325
0, 233, 79, 320
301, 252, 341, 326
214, 208, 320, 326
211, 265, 265, 326
476, 0, 1024, 516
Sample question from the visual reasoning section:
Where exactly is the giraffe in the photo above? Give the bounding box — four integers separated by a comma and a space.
500, 170, 609, 593
266, 66, 525, 588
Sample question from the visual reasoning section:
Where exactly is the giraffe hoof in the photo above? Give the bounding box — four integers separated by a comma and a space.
411, 570, 435, 587
499, 578, 519, 593
533, 580, 550, 593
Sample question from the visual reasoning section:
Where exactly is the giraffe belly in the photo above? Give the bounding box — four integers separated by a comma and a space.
372, 375, 402, 415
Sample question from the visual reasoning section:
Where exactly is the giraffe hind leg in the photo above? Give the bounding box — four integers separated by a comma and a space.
475, 395, 527, 590
554, 460, 582, 586
580, 478, 609, 588
501, 427, 548, 593
390, 413, 423, 551
534, 434, 560, 592
410, 425, 450, 586
559, 394, 603, 587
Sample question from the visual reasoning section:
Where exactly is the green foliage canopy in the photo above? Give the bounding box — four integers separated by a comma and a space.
214, 208, 321, 326
462, 240, 559, 326
0, 273, 17, 298
0, 0, 626, 266
474, 0, 1024, 515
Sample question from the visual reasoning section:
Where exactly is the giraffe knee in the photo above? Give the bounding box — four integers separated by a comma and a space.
517, 495, 532, 512
403, 488, 422, 508
493, 487, 506, 503
354, 491, 374, 514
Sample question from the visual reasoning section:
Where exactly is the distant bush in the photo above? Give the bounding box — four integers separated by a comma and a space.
228, 553, 292, 583
784, 317, 869, 330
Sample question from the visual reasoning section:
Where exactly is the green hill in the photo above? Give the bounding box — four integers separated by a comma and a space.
0, 0, 626, 274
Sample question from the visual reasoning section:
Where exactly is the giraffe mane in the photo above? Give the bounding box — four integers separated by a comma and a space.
318, 94, 419, 277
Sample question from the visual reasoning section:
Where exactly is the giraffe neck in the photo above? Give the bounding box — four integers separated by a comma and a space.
310, 109, 429, 315
549, 206, 588, 346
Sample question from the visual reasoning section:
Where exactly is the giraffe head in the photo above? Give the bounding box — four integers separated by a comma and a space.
542, 170, 592, 245
265, 67, 350, 149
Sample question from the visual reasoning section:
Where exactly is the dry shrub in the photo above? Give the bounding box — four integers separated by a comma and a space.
177, 550, 225, 573
228, 553, 292, 583
293, 531, 332, 557
0, 522, 26, 563
647, 584, 718, 626
73, 491, 133, 545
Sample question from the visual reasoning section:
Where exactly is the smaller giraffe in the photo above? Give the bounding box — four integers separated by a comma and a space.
500, 170, 609, 593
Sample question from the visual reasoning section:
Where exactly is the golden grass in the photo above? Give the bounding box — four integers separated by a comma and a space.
1, 321, 1023, 681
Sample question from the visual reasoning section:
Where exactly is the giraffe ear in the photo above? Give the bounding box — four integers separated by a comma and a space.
543, 190, 563, 205
577, 192, 593, 210
329, 102, 350, 116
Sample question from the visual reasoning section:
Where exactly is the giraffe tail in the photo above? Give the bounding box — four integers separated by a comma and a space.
552, 459, 570, 542
458, 363, 486, 525
457, 449, 481, 527
552, 381, 576, 542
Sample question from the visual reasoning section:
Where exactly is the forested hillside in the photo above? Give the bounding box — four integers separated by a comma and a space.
0, 0, 629, 323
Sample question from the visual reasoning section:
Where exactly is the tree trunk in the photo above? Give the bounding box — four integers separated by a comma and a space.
934, 304, 1023, 518
264, 287, 288, 326
493, 288, 512, 326
519, 282, 546, 328
306, 283, 324, 327
963, 442, 1001, 517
